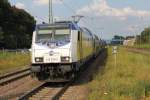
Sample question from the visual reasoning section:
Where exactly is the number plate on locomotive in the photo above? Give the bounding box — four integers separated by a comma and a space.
44, 56, 60, 63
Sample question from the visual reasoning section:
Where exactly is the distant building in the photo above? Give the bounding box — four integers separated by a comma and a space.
105, 40, 111, 45
123, 37, 136, 46
111, 39, 124, 45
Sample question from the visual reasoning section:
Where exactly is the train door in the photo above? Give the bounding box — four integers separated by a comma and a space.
77, 31, 83, 61
94, 38, 96, 54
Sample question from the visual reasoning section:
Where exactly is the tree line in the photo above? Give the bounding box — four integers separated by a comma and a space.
136, 27, 150, 44
112, 27, 150, 45
0, 0, 36, 49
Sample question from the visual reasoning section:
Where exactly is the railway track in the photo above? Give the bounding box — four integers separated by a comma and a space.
0, 68, 30, 86
18, 51, 106, 100
18, 51, 104, 100
18, 64, 89, 100
19, 81, 72, 100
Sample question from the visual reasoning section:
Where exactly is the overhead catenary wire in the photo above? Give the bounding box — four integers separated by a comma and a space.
59, 0, 77, 14
58, 0, 101, 36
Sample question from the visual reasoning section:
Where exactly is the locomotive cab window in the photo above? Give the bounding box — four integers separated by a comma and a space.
35, 25, 71, 47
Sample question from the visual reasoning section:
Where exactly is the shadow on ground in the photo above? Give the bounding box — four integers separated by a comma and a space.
73, 48, 108, 86
41, 48, 108, 87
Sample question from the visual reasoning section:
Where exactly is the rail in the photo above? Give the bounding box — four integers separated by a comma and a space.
0, 67, 30, 86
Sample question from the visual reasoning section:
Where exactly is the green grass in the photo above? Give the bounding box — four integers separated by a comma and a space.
134, 44, 150, 49
0, 51, 30, 74
88, 47, 150, 100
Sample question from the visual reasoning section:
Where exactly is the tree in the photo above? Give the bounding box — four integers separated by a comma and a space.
113, 35, 125, 40
0, 27, 3, 40
0, 0, 36, 49
136, 27, 150, 44
141, 27, 150, 43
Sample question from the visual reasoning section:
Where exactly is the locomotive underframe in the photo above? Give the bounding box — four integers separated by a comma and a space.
31, 63, 78, 81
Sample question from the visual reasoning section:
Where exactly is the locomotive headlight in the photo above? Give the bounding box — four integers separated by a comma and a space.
35, 57, 43, 62
61, 56, 70, 62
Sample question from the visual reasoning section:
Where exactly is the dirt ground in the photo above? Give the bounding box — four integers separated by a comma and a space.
60, 49, 108, 100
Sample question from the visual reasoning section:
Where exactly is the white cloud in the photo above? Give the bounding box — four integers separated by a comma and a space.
127, 25, 140, 32
15, 2, 25, 9
77, 0, 150, 20
33, 0, 62, 5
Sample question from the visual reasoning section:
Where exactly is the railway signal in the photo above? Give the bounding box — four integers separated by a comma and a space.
112, 46, 118, 68
112, 46, 117, 54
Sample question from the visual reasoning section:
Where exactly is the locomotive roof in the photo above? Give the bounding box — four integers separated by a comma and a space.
36, 21, 80, 30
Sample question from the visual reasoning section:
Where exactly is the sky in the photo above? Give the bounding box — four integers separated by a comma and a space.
9, 0, 150, 39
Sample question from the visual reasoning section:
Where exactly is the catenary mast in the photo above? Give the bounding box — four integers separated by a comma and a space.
49, 0, 53, 24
